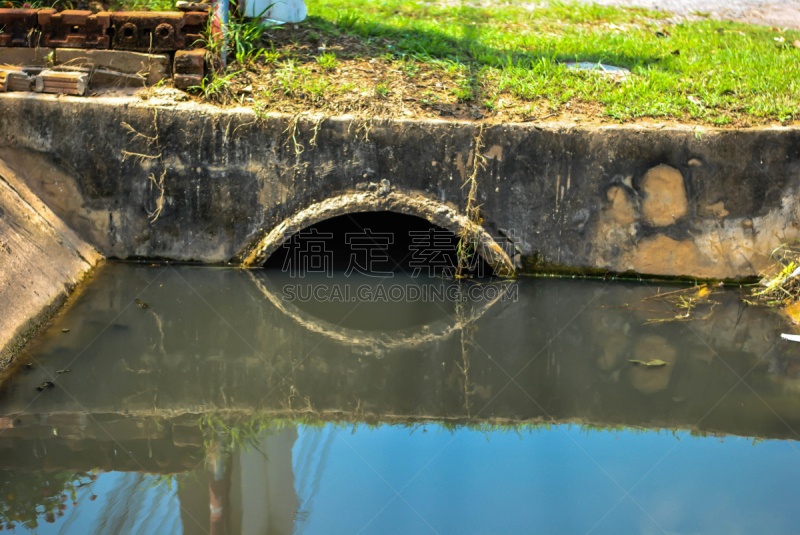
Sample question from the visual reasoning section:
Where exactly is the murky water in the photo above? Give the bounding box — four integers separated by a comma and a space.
2, 264, 800, 534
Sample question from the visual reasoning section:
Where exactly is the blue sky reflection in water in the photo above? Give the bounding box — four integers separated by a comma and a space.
1, 264, 800, 534
3, 424, 799, 535
290, 424, 800, 535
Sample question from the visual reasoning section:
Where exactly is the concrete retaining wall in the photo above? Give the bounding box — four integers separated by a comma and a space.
2, 93, 799, 281
0, 156, 101, 370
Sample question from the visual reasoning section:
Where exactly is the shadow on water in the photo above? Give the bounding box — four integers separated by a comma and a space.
1, 264, 800, 533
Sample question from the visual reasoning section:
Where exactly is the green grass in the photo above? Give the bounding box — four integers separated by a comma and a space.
106, 0, 176, 9
315, 51, 339, 70
23, 0, 790, 123
284, 0, 800, 124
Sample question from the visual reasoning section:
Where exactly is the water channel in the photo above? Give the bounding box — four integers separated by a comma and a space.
2, 258, 800, 533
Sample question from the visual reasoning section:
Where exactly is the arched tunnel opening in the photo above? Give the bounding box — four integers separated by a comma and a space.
263, 211, 492, 277
262, 212, 493, 331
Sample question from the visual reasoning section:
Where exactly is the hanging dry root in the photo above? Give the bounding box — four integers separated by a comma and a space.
148, 169, 166, 222
456, 123, 486, 278
284, 114, 305, 156
121, 111, 168, 222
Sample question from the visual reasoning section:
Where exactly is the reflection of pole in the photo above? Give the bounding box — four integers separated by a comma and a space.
212, 0, 229, 69
456, 292, 474, 417
208, 444, 232, 535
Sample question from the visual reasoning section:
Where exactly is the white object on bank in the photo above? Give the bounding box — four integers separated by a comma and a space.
243, 0, 307, 23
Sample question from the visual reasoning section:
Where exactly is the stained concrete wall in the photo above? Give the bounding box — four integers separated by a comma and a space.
0, 156, 102, 369
1, 93, 799, 281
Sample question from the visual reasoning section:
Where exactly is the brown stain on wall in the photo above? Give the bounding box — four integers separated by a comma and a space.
587, 161, 792, 279
484, 145, 503, 161
606, 186, 636, 226
701, 201, 730, 218
455, 151, 467, 181
640, 164, 688, 227
626, 235, 706, 278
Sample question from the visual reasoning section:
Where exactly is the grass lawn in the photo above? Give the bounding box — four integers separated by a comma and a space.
196, 0, 800, 126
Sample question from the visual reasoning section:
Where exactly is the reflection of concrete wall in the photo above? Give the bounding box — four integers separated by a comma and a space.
1, 267, 799, 451
179, 470, 212, 535
233, 427, 299, 535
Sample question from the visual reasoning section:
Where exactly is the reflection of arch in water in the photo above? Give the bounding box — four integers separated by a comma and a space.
248, 272, 516, 354
238, 191, 516, 278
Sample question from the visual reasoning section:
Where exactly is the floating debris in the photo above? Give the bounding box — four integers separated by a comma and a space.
629, 359, 669, 367
62, 328, 70, 333
36, 381, 55, 391
25, 363, 34, 370
781, 334, 800, 343
135, 299, 148, 309
56, 369, 71, 374
602, 284, 722, 324
751, 245, 800, 307
642, 284, 721, 324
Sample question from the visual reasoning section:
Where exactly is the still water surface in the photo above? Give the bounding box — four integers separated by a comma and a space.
2, 264, 800, 534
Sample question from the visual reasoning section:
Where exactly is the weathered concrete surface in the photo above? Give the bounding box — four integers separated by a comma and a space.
241, 191, 516, 277
0, 47, 55, 66
0, 157, 102, 370
54, 49, 170, 86
0, 92, 799, 280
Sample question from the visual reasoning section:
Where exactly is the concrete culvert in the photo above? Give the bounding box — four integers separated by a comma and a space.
262, 211, 495, 277
240, 191, 516, 278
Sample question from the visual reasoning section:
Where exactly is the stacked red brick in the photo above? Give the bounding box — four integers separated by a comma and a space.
0, 7, 207, 94
37, 9, 111, 48
0, 8, 38, 47
0, 8, 207, 50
